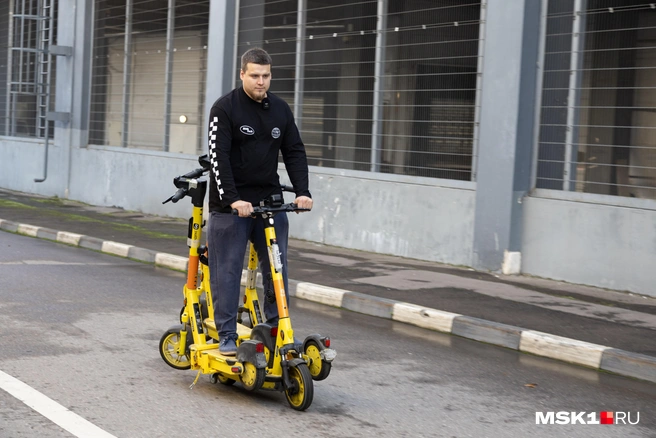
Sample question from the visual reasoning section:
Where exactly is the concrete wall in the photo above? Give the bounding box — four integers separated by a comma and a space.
66, 146, 201, 218
284, 167, 475, 266
0, 138, 194, 218
0, 138, 69, 198
0, 138, 475, 266
2, 136, 655, 296
523, 190, 656, 294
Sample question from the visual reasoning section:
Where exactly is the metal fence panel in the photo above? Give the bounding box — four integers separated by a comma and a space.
537, 0, 656, 200
235, 0, 482, 180
0, 0, 9, 136
89, 0, 208, 153
1, 0, 57, 138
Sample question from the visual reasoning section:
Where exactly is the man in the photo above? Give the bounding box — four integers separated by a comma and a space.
207, 47, 312, 356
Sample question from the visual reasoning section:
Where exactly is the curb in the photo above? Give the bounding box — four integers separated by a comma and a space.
2, 218, 656, 384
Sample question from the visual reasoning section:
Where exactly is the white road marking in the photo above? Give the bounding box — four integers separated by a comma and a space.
0, 369, 117, 438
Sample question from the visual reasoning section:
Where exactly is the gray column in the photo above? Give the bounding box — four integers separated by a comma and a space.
204, 0, 237, 148
70, 0, 93, 149
472, 0, 542, 272
369, 0, 387, 173
163, 0, 176, 152
54, 0, 93, 197
121, 0, 133, 148
293, 0, 306, 128
563, 0, 586, 191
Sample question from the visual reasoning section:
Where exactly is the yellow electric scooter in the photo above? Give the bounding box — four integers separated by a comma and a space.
158, 155, 335, 411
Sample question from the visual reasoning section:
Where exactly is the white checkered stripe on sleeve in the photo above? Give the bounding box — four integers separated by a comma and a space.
208, 116, 224, 199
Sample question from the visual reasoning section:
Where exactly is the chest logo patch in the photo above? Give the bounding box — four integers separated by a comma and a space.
271, 127, 281, 139
240, 125, 255, 135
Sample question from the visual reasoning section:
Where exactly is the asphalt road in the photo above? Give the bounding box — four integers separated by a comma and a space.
1, 232, 655, 438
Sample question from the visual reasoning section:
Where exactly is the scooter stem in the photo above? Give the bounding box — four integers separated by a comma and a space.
186, 205, 204, 289
263, 219, 289, 319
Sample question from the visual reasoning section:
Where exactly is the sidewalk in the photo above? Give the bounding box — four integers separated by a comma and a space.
1, 187, 655, 383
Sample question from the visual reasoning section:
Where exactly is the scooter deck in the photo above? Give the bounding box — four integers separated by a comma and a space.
203, 348, 241, 363
191, 322, 257, 374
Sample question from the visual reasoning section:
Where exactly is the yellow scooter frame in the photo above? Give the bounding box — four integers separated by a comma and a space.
159, 166, 267, 394
158, 155, 335, 411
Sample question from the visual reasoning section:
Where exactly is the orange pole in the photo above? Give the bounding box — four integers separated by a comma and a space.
186, 205, 204, 289
186, 255, 200, 289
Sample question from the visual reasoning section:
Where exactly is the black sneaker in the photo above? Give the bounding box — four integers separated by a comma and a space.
219, 335, 237, 356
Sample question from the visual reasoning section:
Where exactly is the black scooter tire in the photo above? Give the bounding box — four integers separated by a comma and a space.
285, 363, 314, 411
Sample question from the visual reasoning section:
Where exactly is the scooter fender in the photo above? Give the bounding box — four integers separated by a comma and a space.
281, 357, 307, 391
287, 357, 306, 368
167, 324, 184, 332
302, 334, 336, 363
250, 324, 275, 349
236, 340, 267, 369
166, 324, 189, 345
250, 323, 276, 367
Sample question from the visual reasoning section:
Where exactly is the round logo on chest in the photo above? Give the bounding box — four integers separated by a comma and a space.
271, 127, 281, 139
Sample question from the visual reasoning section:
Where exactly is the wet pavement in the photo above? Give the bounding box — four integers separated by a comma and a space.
1, 187, 655, 382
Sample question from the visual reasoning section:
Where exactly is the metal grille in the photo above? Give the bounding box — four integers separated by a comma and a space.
235, 0, 482, 179
380, 2, 481, 179
1, 0, 57, 138
89, 0, 209, 153
0, 0, 9, 136
235, 1, 298, 104
537, 1, 656, 200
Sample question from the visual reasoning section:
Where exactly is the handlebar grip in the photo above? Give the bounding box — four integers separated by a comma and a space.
182, 167, 205, 179
163, 189, 186, 204
231, 209, 239, 215
198, 154, 211, 171
170, 188, 187, 203
281, 184, 295, 192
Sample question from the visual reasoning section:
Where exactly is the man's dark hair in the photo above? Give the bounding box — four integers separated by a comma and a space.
241, 48, 272, 72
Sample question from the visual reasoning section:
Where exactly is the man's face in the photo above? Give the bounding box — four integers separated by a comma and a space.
240, 63, 271, 102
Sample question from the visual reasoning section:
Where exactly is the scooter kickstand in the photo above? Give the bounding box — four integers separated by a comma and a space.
189, 370, 202, 389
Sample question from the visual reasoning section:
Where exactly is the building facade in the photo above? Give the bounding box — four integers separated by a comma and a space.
1, 0, 655, 295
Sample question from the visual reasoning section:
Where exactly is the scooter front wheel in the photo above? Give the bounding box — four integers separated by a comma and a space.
159, 328, 191, 370
285, 363, 314, 411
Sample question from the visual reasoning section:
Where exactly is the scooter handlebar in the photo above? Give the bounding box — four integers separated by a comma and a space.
163, 187, 187, 204
163, 154, 296, 206
182, 167, 206, 180
231, 203, 311, 216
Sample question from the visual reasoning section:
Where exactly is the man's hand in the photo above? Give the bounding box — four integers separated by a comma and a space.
231, 200, 253, 217
294, 196, 313, 213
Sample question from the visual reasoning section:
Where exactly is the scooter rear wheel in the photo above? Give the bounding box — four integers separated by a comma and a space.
285, 363, 314, 411
304, 340, 332, 381
159, 328, 191, 370
240, 362, 265, 391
